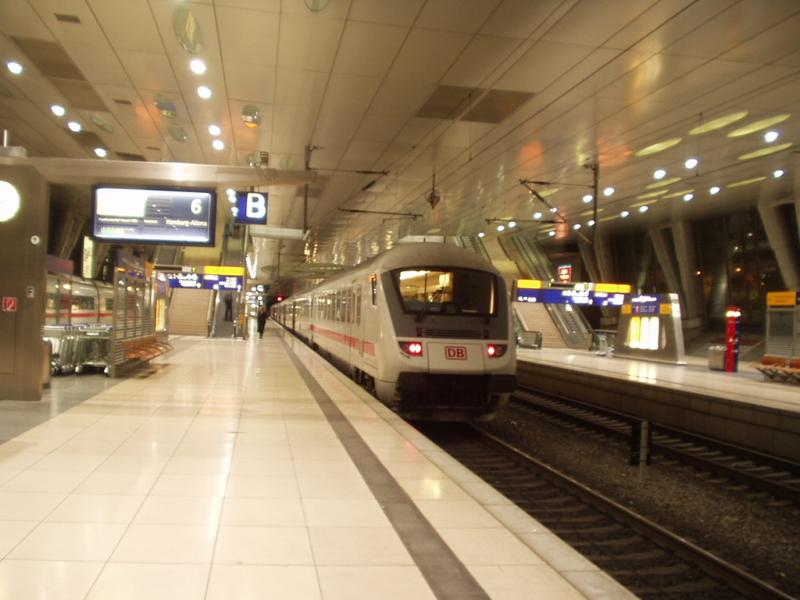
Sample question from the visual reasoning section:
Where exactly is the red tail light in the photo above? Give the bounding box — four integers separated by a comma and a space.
399, 341, 424, 357
486, 343, 507, 358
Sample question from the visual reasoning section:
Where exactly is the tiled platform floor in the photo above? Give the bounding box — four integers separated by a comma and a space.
0, 326, 630, 599
518, 348, 800, 414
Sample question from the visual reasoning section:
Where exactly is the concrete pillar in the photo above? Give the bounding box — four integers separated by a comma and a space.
579, 237, 616, 327
594, 233, 616, 283
0, 162, 49, 400
578, 239, 600, 282
648, 225, 682, 296
757, 200, 799, 290
671, 219, 704, 326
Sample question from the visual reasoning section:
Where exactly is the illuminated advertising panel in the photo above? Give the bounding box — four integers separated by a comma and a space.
92, 185, 216, 246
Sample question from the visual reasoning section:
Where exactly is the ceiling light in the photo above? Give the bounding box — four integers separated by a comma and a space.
603, 186, 614, 197
0, 181, 21, 222
728, 114, 790, 137
684, 157, 698, 169
50, 104, 66, 117
728, 176, 767, 188
709, 186, 720, 195
689, 111, 748, 135
738, 143, 792, 161
550, 207, 558, 213
197, 85, 212, 99
533, 212, 542, 220
67, 121, 82, 132
496, 224, 505, 232
635, 137, 682, 157
773, 169, 784, 178
478, 232, 485, 238
638, 205, 649, 213
94, 147, 107, 158
663, 189, 695, 199
189, 59, 207, 75
573, 223, 581, 230
587, 219, 595, 227
683, 193, 694, 202
212, 139, 224, 150
548, 231, 556, 237
208, 124, 221, 136
6, 61, 23, 75
231, 206, 238, 216
508, 221, 516, 229
637, 190, 668, 200
653, 169, 666, 180
646, 176, 681, 189
620, 210, 629, 218
226, 188, 236, 196
764, 130, 779, 143
582, 194, 593, 203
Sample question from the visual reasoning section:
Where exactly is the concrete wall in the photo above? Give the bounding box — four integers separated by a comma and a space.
0, 163, 49, 400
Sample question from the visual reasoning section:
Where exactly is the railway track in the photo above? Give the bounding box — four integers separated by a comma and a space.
512, 387, 800, 505
422, 423, 793, 600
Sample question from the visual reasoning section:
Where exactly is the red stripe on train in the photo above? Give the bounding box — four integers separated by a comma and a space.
309, 324, 376, 356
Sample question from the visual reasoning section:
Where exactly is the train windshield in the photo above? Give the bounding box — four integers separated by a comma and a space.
392, 268, 496, 318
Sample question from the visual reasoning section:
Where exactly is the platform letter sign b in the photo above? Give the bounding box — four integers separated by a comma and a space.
235, 192, 269, 224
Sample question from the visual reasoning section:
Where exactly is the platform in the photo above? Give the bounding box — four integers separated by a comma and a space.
517, 348, 800, 461
0, 325, 631, 600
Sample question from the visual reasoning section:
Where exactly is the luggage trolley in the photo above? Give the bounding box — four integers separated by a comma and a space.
75, 325, 112, 376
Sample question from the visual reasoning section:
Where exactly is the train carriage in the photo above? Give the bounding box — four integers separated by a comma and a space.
273, 243, 516, 420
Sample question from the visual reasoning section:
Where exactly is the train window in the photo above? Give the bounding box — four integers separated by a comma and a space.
370, 274, 377, 306
105, 298, 114, 311
393, 268, 497, 317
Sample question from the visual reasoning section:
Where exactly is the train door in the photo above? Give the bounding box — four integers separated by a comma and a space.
362, 274, 378, 370
291, 302, 296, 330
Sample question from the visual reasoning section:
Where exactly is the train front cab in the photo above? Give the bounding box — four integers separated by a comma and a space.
375, 266, 516, 420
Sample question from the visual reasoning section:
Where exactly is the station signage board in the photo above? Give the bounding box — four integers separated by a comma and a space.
556, 264, 573, 283
165, 272, 242, 291
92, 185, 216, 246
235, 192, 268, 225
515, 287, 625, 307
767, 291, 800, 307
2, 296, 18, 312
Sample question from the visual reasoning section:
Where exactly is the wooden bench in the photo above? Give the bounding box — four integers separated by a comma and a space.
120, 335, 172, 367
753, 355, 800, 383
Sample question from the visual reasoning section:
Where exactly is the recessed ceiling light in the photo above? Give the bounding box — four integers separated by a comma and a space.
548, 231, 556, 237
496, 224, 505, 232
773, 169, 784, 178
533, 212, 542, 220
478, 232, 485, 238
212, 139, 224, 150
190, 59, 207, 75
603, 186, 614, 197
728, 114, 790, 137
197, 85, 212, 99
587, 219, 595, 227
550, 207, 558, 213
653, 169, 666, 180
94, 147, 107, 158
226, 188, 236, 196
582, 194, 593, 203
50, 104, 66, 117
508, 221, 516, 229
728, 176, 767, 188
6, 61, 23, 75
683, 193, 694, 202
231, 206, 238, 216
67, 121, 82, 132
689, 111, 748, 135
738, 142, 792, 161
764, 130, 779, 143
684, 157, 698, 169
637, 190, 668, 200
208, 124, 221, 136
0, 181, 21, 222
638, 205, 649, 213
709, 186, 721, 195
573, 223, 581, 230
635, 137, 682, 157
620, 210, 629, 218
663, 189, 694, 199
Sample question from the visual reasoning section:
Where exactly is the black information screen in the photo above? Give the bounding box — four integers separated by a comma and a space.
92, 186, 216, 246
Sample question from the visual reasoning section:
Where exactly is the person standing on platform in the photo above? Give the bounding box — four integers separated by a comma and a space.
223, 293, 233, 321
257, 305, 268, 339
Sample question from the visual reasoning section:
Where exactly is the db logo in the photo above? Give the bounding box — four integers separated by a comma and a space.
445, 346, 467, 360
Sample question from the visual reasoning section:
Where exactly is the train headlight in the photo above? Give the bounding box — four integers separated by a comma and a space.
399, 341, 424, 357
486, 343, 507, 358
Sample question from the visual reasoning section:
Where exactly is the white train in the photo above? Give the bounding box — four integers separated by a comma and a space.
272, 243, 517, 420
45, 273, 114, 326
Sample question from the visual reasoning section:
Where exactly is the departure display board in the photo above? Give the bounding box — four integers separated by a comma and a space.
165, 272, 242, 291
92, 186, 216, 246
515, 288, 625, 307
